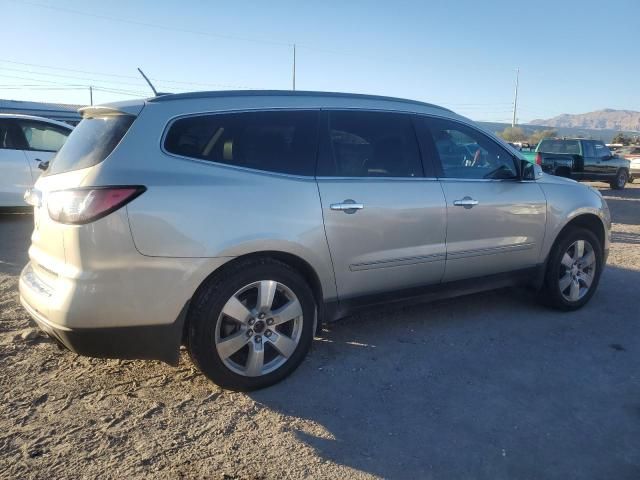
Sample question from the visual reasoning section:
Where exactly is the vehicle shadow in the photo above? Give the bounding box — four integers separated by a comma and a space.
250, 265, 640, 479
591, 183, 640, 227
612, 231, 640, 245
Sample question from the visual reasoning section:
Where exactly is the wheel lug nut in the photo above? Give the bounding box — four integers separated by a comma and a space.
246, 329, 253, 337
248, 318, 255, 326
267, 318, 274, 326
265, 330, 272, 338
255, 335, 262, 343
258, 312, 266, 319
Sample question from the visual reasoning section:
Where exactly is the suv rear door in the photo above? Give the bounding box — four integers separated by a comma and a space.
28, 110, 136, 287
417, 116, 546, 282
316, 110, 447, 299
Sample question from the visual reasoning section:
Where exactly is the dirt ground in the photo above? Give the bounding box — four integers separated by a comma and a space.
1, 182, 639, 479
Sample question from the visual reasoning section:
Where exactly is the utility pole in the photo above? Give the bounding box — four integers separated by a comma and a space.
512, 68, 519, 127
89, 85, 93, 106
292, 43, 296, 91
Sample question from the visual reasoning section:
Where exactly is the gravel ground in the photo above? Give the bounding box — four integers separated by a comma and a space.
1, 182, 639, 479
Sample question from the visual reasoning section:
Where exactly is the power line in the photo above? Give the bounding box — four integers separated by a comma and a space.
9, 0, 293, 47
5, 0, 427, 68
0, 59, 253, 89
0, 73, 151, 96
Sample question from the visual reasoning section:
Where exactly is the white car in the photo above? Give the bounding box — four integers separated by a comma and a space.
0, 114, 73, 210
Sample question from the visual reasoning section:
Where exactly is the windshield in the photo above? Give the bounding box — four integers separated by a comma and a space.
537, 139, 580, 155
47, 114, 135, 175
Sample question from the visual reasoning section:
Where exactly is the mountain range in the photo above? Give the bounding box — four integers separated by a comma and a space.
530, 109, 640, 131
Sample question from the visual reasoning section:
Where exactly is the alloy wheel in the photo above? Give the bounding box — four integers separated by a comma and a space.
215, 280, 303, 377
558, 239, 596, 302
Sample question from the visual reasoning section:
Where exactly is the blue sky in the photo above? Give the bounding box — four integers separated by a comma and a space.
2, 0, 639, 122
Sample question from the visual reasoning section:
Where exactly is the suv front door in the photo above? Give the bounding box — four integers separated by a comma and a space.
316, 110, 447, 299
418, 116, 547, 282
15, 119, 70, 174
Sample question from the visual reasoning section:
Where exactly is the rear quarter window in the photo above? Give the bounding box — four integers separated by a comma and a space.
164, 110, 319, 176
48, 114, 134, 175
537, 139, 580, 155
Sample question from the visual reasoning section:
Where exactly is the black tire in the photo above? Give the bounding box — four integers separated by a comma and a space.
609, 169, 628, 190
540, 227, 603, 311
187, 258, 315, 391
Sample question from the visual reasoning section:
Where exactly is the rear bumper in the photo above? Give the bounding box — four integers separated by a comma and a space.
19, 262, 186, 365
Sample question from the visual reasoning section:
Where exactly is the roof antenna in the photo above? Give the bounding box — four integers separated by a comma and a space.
137, 67, 158, 96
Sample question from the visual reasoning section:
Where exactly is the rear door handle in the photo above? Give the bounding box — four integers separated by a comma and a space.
453, 196, 479, 209
330, 199, 364, 214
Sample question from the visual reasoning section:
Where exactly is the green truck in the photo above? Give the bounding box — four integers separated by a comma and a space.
521, 138, 631, 189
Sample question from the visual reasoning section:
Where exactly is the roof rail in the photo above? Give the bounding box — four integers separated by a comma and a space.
148, 89, 451, 112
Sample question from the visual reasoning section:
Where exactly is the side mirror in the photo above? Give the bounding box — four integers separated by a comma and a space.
521, 160, 543, 180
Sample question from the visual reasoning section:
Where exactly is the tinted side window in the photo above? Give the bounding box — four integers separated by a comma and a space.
583, 141, 595, 157
319, 111, 423, 177
0, 120, 27, 150
593, 141, 611, 159
422, 117, 517, 179
17, 121, 69, 152
538, 139, 580, 155
164, 110, 319, 176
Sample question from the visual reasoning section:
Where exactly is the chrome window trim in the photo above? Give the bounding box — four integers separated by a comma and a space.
438, 177, 519, 183
316, 176, 439, 182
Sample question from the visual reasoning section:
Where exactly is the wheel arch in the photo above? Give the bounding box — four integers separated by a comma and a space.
539, 212, 606, 289
183, 250, 326, 343
558, 213, 606, 251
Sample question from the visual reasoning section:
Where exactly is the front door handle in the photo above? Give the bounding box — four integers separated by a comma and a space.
453, 196, 479, 209
330, 199, 364, 214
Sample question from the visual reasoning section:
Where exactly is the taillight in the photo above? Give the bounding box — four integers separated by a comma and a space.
47, 186, 146, 225
535, 152, 542, 165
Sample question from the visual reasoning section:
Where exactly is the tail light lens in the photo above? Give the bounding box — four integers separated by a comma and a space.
535, 152, 542, 165
47, 186, 146, 225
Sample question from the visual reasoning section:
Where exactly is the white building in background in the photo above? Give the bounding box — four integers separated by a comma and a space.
0, 99, 82, 125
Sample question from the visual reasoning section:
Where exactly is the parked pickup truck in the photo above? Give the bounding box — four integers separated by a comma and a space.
525, 138, 631, 189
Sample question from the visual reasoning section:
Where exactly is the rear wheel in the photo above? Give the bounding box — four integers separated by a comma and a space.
541, 227, 603, 311
610, 169, 627, 190
188, 258, 315, 391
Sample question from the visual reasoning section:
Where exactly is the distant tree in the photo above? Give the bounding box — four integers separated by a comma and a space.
611, 133, 632, 145
528, 129, 557, 146
498, 126, 527, 142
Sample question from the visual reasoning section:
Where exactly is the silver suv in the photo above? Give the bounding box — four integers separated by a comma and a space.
20, 91, 611, 390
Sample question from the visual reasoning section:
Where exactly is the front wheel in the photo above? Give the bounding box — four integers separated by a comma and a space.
609, 169, 628, 190
188, 258, 316, 391
541, 227, 603, 311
